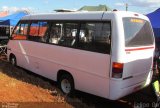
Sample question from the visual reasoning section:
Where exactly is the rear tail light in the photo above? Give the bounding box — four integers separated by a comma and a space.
112, 62, 124, 78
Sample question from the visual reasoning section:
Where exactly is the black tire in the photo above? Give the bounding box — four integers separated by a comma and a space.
10, 55, 17, 66
58, 74, 74, 95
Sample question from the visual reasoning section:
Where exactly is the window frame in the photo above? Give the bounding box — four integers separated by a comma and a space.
11, 20, 112, 54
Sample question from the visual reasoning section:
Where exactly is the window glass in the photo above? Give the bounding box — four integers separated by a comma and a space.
13, 22, 28, 35
49, 22, 78, 47
12, 21, 28, 40
123, 18, 154, 47
78, 22, 111, 54
49, 23, 63, 44
29, 22, 39, 36
28, 21, 49, 42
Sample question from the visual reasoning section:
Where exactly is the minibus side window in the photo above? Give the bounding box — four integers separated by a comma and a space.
49, 22, 79, 47
12, 21, 28, 40
78, 22, 111, 54
49, 23, 63, 44
28, 21, 49, 43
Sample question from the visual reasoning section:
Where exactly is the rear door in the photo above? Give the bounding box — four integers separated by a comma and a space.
122, 17, 154, 81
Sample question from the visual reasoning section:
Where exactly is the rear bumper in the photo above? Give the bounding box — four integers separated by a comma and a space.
109, 80, 146, 100
108, 71, 152, 100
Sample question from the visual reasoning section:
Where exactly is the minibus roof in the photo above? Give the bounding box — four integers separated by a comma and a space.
21, 11, 146, 21
21, 11, 107, 20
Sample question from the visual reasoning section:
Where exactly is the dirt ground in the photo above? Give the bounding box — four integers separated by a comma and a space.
0, 54, 158, 108
0, 55, 75, 108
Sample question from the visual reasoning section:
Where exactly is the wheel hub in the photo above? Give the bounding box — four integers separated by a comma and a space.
61, 79, 71, 94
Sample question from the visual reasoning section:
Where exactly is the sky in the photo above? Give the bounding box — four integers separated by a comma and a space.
0, 0, 160, 14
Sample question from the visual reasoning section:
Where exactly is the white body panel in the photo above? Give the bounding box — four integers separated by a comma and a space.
102, 11, 154, 100
7, 11, 155, 100
7, 40, 110, 98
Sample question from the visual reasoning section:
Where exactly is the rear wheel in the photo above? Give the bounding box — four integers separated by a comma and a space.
58, 74, 74, 95
10, 55, 17, 66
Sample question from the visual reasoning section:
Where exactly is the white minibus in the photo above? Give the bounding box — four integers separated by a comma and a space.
7, 11, 155, 100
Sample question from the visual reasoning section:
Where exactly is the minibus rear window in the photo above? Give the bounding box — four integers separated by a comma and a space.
123, 17, 154, 47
